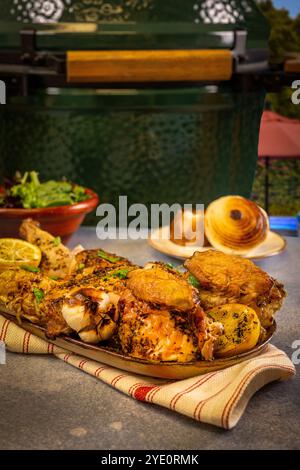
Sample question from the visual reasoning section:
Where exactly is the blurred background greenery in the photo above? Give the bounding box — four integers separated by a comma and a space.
252, 159, 300, 215
252, 1, 300, 215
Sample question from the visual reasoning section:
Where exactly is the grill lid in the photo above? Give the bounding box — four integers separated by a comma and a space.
0, 0, 270, 89
0, 0, 268, 51
0, 1, 269, 52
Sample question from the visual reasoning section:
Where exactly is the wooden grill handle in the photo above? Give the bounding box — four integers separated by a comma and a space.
67, 49, 233, 83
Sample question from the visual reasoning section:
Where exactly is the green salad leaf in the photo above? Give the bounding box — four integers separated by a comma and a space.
6, 171, 90, 209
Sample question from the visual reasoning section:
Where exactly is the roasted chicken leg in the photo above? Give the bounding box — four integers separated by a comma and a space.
20, 219, 75, 278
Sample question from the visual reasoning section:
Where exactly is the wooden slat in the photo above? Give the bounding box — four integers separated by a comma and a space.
284, 58, 300, 74
284, 52, 300, 74
67, 49, 233, 83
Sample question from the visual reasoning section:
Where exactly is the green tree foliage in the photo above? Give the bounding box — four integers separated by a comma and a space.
252, 2, 300, 216
267, 87, 300, 119
252, 159, 300, 215
258, 0, 300, 63
258, 1, 300, 118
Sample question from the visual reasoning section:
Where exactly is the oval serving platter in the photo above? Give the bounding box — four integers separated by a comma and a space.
1, 311, 276, 380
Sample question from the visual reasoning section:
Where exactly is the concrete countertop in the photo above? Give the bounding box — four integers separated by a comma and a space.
0, 228, 299, 450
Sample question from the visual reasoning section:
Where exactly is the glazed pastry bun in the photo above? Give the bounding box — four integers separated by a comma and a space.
170, 208, 206, 246
204, 195, 269, 255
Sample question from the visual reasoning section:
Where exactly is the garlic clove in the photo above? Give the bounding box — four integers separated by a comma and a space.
79, 329, 99, 344
62, 303, 90, 332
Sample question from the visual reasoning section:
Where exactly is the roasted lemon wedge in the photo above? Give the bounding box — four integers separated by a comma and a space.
0, 238, 42, 271
208, 303, 261, 358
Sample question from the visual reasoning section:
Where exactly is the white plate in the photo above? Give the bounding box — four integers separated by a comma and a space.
148, 227, 286, 260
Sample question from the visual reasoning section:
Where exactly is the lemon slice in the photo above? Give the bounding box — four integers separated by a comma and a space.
208, 303, 261, 358
0, 238, 42, 271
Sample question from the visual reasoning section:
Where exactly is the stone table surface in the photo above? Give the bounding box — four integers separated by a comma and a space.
0, 228, 299, 450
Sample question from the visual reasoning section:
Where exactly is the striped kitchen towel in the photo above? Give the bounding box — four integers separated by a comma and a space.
0, 314, 295, 429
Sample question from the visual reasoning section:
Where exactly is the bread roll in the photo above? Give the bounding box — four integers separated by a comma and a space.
205, 196, 269, 255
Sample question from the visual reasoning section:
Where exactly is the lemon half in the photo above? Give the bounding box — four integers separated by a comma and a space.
0, 238, 42, 271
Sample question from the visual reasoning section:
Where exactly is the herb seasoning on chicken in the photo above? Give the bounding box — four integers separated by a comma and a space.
118, 264, 220, 362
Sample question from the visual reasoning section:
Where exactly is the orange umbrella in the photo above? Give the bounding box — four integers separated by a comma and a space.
258, 111, 300, 158
257, 111, 300, 213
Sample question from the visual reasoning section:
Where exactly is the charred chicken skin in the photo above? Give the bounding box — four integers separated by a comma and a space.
118, 264, 221, 362
185, 250, 286, 328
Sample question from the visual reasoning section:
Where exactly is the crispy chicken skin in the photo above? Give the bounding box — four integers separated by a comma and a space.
127, 265, 195, 312
20, 219, 75, 278
118, 264, 220, 362
185, 250, 286, 328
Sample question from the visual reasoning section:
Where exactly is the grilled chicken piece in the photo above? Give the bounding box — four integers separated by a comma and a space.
0, 269, 55, 325
75, 249, 132, 273
119, 289, 199, 362
127, 264, 195, 312
185, 250, 286, 328
119, 264, 220, 362
0, 253, 136, 342
44, 251, 135, 340
41, 264, 137, 340
51, 286, 120, 343
19, 219, 75, 278
0, 257, 220, 360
